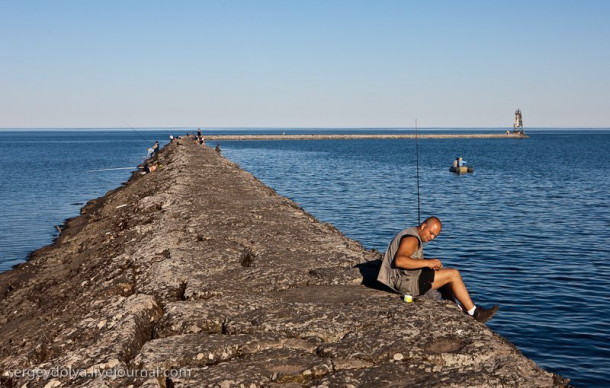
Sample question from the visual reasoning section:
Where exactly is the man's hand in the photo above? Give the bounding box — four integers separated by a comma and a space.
426, 259, 443, 270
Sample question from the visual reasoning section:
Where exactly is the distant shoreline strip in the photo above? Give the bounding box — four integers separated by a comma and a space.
206, 133, 528, 141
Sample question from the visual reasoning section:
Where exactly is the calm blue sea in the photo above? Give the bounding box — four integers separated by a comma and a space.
1, 129, 609, 387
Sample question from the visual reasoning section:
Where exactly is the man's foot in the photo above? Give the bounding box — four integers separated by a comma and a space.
473, 305, 499, 323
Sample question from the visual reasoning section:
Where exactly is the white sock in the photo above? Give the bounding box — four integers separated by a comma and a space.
467, 306, 477, 316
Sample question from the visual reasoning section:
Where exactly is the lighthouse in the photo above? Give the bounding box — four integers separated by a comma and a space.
513, 109, 524, 134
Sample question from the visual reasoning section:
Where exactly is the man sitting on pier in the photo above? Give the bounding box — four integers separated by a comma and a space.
378, 216, 499, 323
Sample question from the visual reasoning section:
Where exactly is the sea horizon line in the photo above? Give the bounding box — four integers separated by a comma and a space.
1, 126, 609, 132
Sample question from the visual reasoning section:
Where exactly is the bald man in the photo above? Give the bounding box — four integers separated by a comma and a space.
377, 216, 499, 323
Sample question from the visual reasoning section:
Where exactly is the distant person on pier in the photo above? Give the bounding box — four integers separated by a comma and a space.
146, 141, 159, 159
377, 216, 499, 323
143, 161, 158, 173
152, 141, 159, 156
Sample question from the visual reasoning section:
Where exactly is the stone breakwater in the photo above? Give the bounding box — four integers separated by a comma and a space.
206, 133, 528, 141
0, 139, 564, 387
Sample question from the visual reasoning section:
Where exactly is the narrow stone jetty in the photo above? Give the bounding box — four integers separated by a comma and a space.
0, 139, 564, 387
207, 133, 528, 141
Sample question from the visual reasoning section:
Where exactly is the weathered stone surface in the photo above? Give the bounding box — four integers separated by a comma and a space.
205, 133, 529, 141
0, 138, 566, 387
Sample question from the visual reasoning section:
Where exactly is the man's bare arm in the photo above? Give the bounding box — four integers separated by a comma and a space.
394, 236, 442, 270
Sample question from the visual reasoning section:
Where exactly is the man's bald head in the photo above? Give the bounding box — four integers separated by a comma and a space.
423, 216, 442, 230
418, 216, 442, 242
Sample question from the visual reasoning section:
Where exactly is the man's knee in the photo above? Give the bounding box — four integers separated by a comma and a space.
432, 268, 459, 288
450, 268, 462, 279
443, 268, 461, 281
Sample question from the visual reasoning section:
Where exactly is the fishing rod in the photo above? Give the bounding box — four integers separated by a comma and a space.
122, 121, 164, 161
84, 122, 153, 181
87, 167, 136, 173
122, 121, 155, 145
415, 119, 421, 225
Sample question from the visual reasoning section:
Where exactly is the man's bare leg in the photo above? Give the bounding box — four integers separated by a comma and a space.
430, 268, 499, 323
430, 268, 475, 311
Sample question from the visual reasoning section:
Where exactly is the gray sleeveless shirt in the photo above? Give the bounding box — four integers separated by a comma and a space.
377, 227, 424, 296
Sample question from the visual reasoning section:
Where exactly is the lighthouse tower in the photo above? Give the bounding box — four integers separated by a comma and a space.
513, 109, 524, 134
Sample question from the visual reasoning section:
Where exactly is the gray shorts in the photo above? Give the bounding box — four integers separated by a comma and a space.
395, 268, 435, 296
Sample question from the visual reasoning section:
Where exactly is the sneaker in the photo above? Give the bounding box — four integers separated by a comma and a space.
473, 305, 499, 323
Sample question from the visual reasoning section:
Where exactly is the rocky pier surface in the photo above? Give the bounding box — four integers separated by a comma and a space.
206, 133, 528, 141
0, 139, 565, 387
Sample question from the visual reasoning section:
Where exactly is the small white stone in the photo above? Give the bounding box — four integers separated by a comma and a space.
196, 353, 204, 360
209, 353, 214, 360
219, 380, 232, 388
189, 325, 201, 333
393, 353, 404, 361
43, 380, 61, 388
97, 320, 107, 329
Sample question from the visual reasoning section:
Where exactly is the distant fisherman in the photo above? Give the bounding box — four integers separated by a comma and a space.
147, 141, 160, 159
378, 216, 499, 323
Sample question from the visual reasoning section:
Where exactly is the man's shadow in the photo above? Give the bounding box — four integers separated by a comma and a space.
355, 259, 394, 292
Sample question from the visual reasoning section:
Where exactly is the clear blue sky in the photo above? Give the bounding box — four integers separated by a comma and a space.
1, 0, 608, 128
